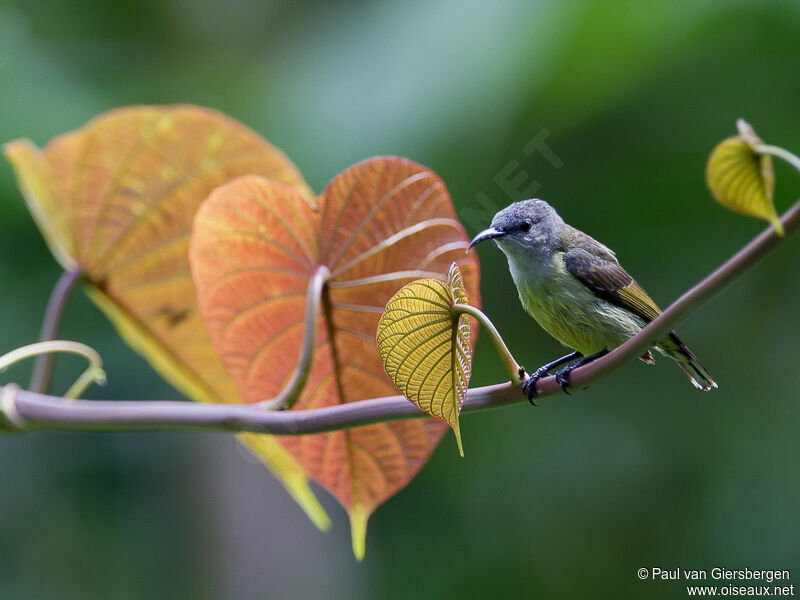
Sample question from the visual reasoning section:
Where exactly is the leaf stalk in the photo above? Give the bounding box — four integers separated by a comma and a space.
258, 265, 330, 410
451, 303, 522, 384
754, 144, 800, 174
29, 268, 84, 393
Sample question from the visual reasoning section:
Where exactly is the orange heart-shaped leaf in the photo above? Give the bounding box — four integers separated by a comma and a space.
190, 157, 480, 559
3, 105, 332, 530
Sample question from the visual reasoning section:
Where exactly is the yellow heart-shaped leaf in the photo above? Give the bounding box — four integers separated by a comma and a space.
377, 263, 473, 457
706, 121, 782, 235
3, 105, 331, 530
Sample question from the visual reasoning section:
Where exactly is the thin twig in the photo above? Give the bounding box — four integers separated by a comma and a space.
29, 269, 83, 393
2, 196, 798, 435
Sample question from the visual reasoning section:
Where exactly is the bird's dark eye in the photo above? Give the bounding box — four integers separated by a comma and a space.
520, 220, 532, 233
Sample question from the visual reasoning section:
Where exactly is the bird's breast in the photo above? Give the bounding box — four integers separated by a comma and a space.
512, 255, 642, 355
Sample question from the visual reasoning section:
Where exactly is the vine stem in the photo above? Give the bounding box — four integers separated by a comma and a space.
2, 194, 798, 435
29, 268, 83, 393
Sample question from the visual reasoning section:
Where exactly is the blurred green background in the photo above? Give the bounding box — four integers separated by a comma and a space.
1, 0, 799, 598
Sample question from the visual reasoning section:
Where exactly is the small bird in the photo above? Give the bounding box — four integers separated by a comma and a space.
468, 199, 716, 399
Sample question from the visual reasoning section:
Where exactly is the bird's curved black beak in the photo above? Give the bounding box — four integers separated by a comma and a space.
468, 227, 506, 250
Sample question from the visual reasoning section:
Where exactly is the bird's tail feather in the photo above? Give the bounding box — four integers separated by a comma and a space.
666, 332, 717, 392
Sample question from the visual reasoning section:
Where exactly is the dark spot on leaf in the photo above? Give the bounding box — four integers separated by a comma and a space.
156, 306, 191, 327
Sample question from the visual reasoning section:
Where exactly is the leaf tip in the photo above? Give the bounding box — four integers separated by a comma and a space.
234, 433, 331, 533
350, 505, 369, 562
1, 137, 27, 160
770, 216, 785, 237
452, 419, 465, 457
291, 485, 333, 533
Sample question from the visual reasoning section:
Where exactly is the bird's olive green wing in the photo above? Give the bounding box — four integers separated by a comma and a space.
563, 248, 662, 322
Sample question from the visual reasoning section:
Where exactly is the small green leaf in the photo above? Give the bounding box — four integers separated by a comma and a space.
377, 263, 473, 456
706, 120, 783, 235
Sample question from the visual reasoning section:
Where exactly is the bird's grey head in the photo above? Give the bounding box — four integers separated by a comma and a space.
468, 199, 565, 259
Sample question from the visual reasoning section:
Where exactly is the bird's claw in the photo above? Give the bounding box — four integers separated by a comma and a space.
522, 378, 538, 405
555, 367, 572, 394
522, 366, 550, 405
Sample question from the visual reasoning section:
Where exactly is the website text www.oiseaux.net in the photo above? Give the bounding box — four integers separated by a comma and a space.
638, 567, 794, 597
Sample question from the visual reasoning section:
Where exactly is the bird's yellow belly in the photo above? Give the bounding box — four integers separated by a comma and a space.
518, 281, 644, 356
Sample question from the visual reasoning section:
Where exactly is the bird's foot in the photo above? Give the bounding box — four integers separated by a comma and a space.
553, 349, 608, 394
522, 365, 551, 404
554, 366, 573, 394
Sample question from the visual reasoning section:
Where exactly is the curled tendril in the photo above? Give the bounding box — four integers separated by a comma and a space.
0, 341, 106, 399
